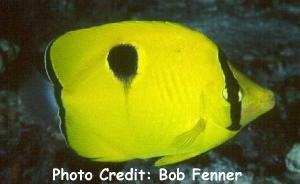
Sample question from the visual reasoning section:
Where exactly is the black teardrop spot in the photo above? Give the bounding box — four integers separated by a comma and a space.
107, 44, 138, 82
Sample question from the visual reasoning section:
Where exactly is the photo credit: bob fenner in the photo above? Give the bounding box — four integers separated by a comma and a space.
159, 168, 243, 181
52, 167, 243, 182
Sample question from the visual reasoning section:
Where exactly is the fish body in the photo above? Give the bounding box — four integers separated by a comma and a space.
45, 21, 275, 166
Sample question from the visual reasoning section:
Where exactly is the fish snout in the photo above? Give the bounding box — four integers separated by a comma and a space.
240, 86, 275, 127
264, 89, 275, 111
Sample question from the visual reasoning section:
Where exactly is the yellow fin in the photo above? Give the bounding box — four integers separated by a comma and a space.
171, 118, 206, 149
155, 151, 201, 166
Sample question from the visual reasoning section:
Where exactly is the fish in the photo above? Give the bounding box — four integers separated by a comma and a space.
44, 21, 275, 166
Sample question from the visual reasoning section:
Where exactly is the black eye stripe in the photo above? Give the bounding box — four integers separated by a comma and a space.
218, 47, 241, 131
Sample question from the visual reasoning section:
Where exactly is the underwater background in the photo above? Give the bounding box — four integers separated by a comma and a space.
1, 0, 299, 183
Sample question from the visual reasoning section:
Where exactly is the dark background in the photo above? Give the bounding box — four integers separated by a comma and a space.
1, 0, 299, 183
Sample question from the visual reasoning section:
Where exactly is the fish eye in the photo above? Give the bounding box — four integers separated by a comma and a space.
222, 87, 229, 101
107, 44, 138, 81
238, 89, 243, 102
222, 88, 243, 102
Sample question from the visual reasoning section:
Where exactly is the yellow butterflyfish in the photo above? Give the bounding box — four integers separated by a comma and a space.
45, 21, 275, 166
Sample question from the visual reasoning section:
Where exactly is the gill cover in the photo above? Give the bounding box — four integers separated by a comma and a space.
45, 21, 275, 166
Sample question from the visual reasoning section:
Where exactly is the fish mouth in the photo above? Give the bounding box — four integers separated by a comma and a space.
263, 89, 275, 112
240, 88, 275, 127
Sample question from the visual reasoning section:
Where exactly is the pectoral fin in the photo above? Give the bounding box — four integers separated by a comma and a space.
171, 118, 206, 149
155, 118, 206, 166
155, 151, 201, 166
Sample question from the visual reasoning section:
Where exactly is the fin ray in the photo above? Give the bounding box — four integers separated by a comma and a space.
155, 152, 201, 166
171, 118, 206, 149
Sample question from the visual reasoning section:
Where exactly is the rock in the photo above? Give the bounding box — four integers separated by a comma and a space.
261, 176, 283, 184
234, 173, 254, 184
0, 39, 20, 73
285, 143, 300, 173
